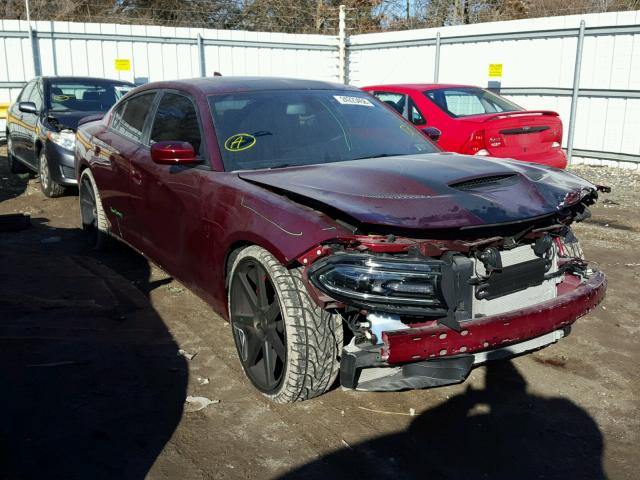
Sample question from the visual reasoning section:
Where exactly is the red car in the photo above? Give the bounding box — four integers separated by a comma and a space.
76, 77, 605, 403
362, 84, 567, 169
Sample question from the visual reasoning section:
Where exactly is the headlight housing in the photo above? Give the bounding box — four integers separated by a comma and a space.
47, 129, 76, 151
308, 253, 448, 316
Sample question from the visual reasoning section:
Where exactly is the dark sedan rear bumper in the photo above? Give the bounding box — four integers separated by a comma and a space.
45, 140, 77, 186
340, 271, 607, 391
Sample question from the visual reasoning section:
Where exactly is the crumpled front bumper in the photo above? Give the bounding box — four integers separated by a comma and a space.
340, 271, 607, 391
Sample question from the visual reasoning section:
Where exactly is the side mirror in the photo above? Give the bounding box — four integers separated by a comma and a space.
18, 101, 37, 114
150, 141, 199, 165
422, 127, 441, 143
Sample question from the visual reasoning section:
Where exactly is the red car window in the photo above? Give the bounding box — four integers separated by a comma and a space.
425, 87, 522, 118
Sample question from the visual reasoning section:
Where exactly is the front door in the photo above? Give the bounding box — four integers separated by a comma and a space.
22, 80, 44, 167
128, 91, 208, 287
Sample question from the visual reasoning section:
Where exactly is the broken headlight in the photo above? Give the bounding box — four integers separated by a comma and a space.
308, 253, 447, 314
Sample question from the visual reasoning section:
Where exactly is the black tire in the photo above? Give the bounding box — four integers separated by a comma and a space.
6, 134, 28, 174
79, 168, 109, 249
38, 148, 65, 198
228, 245, 343, 403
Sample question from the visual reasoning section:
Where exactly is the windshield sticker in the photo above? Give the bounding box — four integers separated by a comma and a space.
224, 133, 256, 152
333, 95, 374, 107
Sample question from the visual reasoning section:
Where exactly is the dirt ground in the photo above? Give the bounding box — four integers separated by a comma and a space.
0, 145, 638, 480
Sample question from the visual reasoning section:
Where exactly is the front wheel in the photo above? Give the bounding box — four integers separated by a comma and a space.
228, 246, 343, 403
39, 149, 65, 198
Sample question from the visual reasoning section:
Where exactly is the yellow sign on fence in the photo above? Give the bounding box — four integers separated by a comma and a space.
115, 59, 131, 71
488, 63, 503, 77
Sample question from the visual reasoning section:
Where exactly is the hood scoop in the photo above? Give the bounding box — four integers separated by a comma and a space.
449, 174, 519, 191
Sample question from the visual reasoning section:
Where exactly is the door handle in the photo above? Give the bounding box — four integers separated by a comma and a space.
131, 169, 142, 186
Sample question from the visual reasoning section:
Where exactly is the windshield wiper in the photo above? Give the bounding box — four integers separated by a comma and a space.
351, 153, 409, 161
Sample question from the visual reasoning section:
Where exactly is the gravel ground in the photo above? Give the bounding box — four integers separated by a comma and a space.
0, 150, 638, 480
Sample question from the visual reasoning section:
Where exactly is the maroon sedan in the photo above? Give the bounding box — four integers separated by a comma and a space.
75, 77, 606, 403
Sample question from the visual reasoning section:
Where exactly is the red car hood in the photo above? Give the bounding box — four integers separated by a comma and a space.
238, 153, 597, 231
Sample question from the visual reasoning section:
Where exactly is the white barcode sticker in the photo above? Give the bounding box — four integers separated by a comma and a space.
333, 95, 374, 107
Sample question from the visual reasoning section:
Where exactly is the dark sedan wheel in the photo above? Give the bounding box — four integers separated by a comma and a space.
79, 169, 108, 249
6, 135, 28, 174
229, 246, 343, 403
39, 149, 65, 198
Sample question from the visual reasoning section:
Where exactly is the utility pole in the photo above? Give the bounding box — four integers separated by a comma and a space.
25, 0, 40, 75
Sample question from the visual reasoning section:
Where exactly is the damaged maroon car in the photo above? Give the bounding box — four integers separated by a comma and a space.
75, 77, 607, 403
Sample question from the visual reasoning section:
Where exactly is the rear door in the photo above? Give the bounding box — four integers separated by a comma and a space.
96, 91, 158, 244
129, 90, 208, 284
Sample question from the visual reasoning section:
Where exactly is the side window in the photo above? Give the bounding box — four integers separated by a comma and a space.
409, 99, 426, 126
18, 81, 35, 103
111, 93, 155, 142
150, 93, 203, 156
372, 91, 407, 117
28, 81, 43, 111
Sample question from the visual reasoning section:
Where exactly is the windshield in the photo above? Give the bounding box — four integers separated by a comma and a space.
424, 87, 523, 118
48, 80, 133, 112
208, 90, 438, 171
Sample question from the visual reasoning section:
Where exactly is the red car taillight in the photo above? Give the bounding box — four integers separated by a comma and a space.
466, 130, 485, 154
466, 130, 503, 155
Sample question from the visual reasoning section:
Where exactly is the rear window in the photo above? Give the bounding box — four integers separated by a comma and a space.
48, 80, 133, 113
208, 89, 438, 171
424, 88, 522, 118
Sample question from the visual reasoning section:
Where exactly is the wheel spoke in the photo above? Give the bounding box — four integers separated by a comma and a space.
80, 198, 95, 210
245, 331, 263, 366
237, 272, 258, 312
256, 264, 269, 308
266, 329, 286, 361
265, 300, 280, 322
263, 340, 277, 387
232, 313, 255, 326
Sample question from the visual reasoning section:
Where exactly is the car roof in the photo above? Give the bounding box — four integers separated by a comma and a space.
40, 76, 135, 85
364, 83, 481, 91
133, 76, 361, 95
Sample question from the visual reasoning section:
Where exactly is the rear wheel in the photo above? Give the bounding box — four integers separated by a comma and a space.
6, 135, 28, 174
228, 246, 343, 403
39, 149, 65, 198
79, 168, 108, 249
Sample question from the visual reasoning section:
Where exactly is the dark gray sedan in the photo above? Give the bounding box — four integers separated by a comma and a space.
6, 76, 133, 197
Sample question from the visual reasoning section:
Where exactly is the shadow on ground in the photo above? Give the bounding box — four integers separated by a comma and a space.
281, 359, 606, 480
0, 219, 187, 479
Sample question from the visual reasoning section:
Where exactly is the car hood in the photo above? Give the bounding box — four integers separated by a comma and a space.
237, 153, 597, 230
46, 110, 105, 131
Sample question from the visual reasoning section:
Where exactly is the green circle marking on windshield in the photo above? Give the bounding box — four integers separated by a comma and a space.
224, 133, 256, 152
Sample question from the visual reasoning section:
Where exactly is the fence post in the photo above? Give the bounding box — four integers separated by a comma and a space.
25, 0, 41, 76
338, 4, 346, 84
567, 20, 585, 165
434, 31, 441, 83
197, 33, 205, 77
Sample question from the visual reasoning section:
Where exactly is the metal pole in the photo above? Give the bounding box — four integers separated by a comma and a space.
197, 33, 205, 77
567, 20, 585, 165
338, 5, 346, 84
25, 0, 41, 76
434, 32, 441, 83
